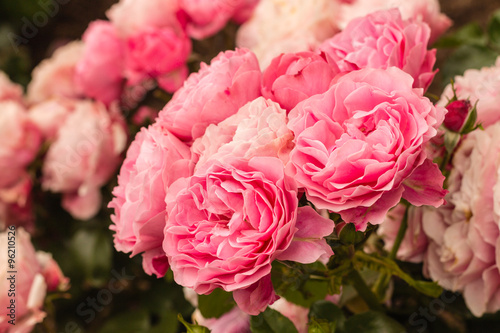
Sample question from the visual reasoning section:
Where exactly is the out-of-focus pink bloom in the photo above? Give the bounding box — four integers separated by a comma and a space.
0, 72, 24, 103
27, 42, 85, 104
270, 298, 309, 333
236, 0, 340, 69
158, 48, 262, 142
191, 97, 294, 169
131, 106, 159, 126
262, 51, 339, 111
42, 101, 127, 220
423, 122, 500, 317
75, 21, 125, 106
378, 204, 428, 263
337, 0, 452, 43
0, 228, 68, 332
0, 177, 34, 233
319, 9, 437, 90
438, 57, 500, 129
125, 27, 191, 93
192, 307, 250, 333
109, 124, 193, 277
287, 67, 446, 230
29, 98, 77, 140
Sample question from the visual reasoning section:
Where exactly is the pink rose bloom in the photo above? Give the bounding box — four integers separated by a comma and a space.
125, 27, 191, 93
0, 177, 34, 233
109, 124, 194, 277
42, 101, 127, 220
191, 97, 294, 169
179, 0, 258, 39
319, 9, 437, 90
164, 157, 333, 314
287, 67, 446, 230
0, 72, 24, 103
29, 98, 77, 140
0, 228, 68, 332
423, 122, 500, 317
75, 21, 125, 105
338, 0, 452, 43
158, 48, 262, 142
378, 204, 428, 263
262, 51, 339, 111
438, 57, 500, 129
231, 0, 260, 24
236, 0, 340, 69
106, 0, 184, 38
27, 42, 85, 104
193, 308, 250, 333
0, 102, 41, 190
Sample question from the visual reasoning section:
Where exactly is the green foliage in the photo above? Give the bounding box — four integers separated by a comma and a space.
178, 314, 210, 333
341, 311, 405, 333
308, 301, 346, 333
250, 308, 298, 333
198, 288, 235, 319
98, 310, 150, 333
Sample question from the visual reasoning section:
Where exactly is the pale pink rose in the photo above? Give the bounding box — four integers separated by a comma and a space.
287, 67, 446, 230
236, 0, 340, 69
75, 20, 125, 105
27, 42, 85, 104
378, 204, 428, 263
164, 156, 333, 315
0, 228, 68, 333
192, 308, 250, 333
191, 97, 294, 170
109, 124, 193, 277
29, 98, 77, 140
0, 102, 41, 189
0, 177, 34, 233
338, 0, 452, 43
179, 0, 258, 39
270, 298, 309, 333
0, 72, 24, 103
319, 9, 437, 90
423, 122, 500, 317
42, 101, 127, 220
36, 252, 70, 292
106, 0, 184, 37
438, 57, 500, 129
125, 27, 191, 93
158, 48, 262, 142
262, 51, 339, 111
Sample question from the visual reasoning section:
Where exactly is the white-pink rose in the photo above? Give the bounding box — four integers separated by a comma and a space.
109, 124, 194, 277
0, 228, 68, 332
158, 48, 262, 142
319, 9, 437, 90
42, 101, 127, 220
236, 0, 340, 69
27, 42, 84, 104
287, 67, 446, 230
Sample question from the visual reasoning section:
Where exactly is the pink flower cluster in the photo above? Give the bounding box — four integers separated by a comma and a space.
110, 7, 446, 313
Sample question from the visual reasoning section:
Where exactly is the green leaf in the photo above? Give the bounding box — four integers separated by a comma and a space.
444, 130, 461, 156
339, 223, 364, 245
250, 308, 298, 333
308, 317, 334, 333
178, 314, 210, 333
198, 288, 235, 319
98, 310, 150, 333
69, 228, 112, 287
459, 101, 480, 134
309, 301, 345, 333
488, 9, 500, 48
354, 252, 442, 298
434, 23, 486, 48
342, 311, 405, 333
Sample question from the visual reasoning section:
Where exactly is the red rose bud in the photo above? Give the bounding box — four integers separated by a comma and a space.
443, 99, 471, 132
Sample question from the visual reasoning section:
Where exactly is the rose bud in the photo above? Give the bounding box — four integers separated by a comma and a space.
443, 99, 471, 132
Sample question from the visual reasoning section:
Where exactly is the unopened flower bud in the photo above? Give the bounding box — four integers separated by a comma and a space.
443, 99, 471, 132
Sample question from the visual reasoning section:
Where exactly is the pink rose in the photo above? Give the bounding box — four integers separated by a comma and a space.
0, 71, 24, 103
319, 9, 437, 90
109, 124, 194, 277
378, 204, 428, 263
29, 98, 77, 140
262, 51, 339, 111
0, 102, 41, 190
75, 21, 125, 105
287, 67, 446, 230
164, 157, 333, 314
423, 122, 500, 317
193, 308, 250, 333
443, 99, 472, 132
236, 0, 340, 69
338, 0, 452, 43
438, 57, 500, 129
270, 299, 309, 333
231, 0, 260, 24
0, 228, 68, 332
27, 42, 85, 104
106, 0, 184, 38
42, 101, 127, 220
125, 27, 191, 93
0, 177, 34, 233
158, 48, 262, 142
191, 97, 294, 170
